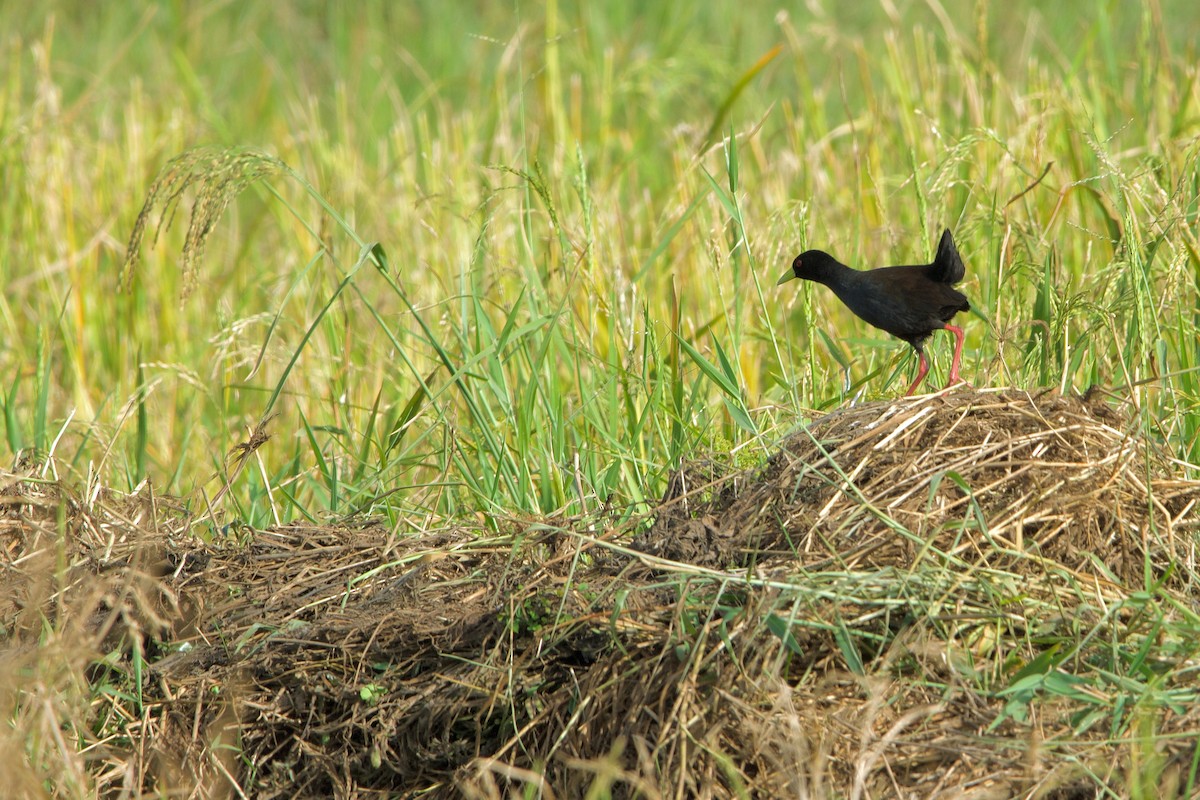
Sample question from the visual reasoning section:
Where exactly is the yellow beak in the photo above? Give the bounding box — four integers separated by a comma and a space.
776, 270, 797, 285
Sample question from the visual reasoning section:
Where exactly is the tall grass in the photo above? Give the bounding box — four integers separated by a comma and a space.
1, 0, 1197, 528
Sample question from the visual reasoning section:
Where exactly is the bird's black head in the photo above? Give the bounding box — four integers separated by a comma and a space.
777, 249, 841, 285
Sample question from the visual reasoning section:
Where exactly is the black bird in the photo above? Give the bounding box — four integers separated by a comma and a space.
777, 229, 971, 395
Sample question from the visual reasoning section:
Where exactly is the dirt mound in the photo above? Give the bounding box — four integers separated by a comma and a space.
641, 387, 1195, 583
5, 388, 1200, 798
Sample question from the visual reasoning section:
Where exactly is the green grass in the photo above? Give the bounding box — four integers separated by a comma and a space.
3, 2, 1200, 793
4, 1, 1197, 526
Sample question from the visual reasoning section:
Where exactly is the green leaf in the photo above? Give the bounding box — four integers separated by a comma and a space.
766, 613, 803, 655
677, 334, 738, 397
834, 619, 864, 675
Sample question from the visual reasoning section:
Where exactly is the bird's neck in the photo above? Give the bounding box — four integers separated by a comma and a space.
811, 259, 858, 288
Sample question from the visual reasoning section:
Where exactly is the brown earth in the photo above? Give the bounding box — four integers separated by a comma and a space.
3, 387, 1199, 798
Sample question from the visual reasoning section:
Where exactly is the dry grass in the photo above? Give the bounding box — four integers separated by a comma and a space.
646, 387, 1198, 584
0, 463, 192, 798
4, 388, 1200, 798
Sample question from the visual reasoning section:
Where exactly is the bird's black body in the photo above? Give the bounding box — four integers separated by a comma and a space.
778, 229, 971, 394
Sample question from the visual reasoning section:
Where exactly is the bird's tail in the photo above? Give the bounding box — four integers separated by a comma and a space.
933, 228, 966, 284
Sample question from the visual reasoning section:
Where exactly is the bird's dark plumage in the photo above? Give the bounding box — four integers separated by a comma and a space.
777, 229, 971, 395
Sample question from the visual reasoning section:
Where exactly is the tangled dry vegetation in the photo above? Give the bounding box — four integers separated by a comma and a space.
4, 388, 1200, 798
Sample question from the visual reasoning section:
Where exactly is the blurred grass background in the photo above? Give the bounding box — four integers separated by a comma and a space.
2, 0, 1198, 528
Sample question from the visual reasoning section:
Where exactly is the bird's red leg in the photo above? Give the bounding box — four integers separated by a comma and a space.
904, 351, 930, 396
942, 324, 968, 389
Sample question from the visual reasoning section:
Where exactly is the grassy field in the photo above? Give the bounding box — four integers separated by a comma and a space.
3, 0, 1197, 523
4, 0, 1200, 796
